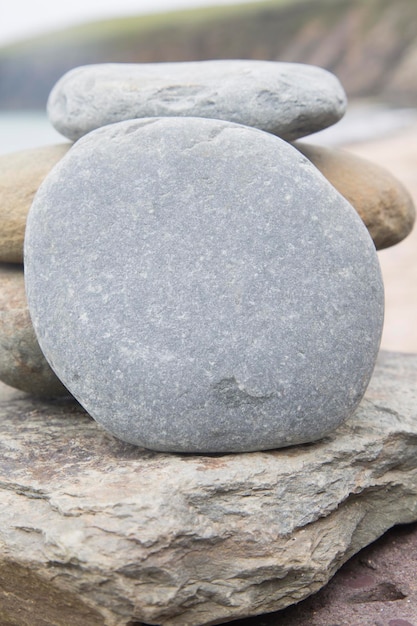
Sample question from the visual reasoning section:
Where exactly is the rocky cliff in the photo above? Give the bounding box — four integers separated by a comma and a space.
0, 0, 416, 109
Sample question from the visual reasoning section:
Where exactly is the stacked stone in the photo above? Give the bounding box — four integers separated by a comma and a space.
0, 145, 71, 396
1, 60, 415, 452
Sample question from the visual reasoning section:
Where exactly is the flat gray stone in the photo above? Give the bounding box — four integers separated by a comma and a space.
0, 351, 416, 626
25, 117, 384, 453
47, 60, 347, 141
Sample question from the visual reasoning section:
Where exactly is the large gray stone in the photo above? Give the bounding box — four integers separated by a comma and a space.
47, 60, 347, 141
0, 351, 417, 626
25, 117, 384, 453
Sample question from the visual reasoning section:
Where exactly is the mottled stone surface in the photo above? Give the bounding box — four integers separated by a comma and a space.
25, 117, 384, 452
47, 60, 346, 141
295, 141, 415, 249
0, 351, 416, 626
0, 265, 68, 396
265, 522, 417, 626
0, 143, 70, 263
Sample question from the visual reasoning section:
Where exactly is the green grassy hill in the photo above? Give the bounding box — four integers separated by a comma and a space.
1, 0, 416, 109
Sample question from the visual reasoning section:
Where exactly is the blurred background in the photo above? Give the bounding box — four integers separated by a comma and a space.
1, 0, 416, 352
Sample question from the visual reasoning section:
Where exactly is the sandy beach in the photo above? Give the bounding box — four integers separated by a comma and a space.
343, 122, 417, 353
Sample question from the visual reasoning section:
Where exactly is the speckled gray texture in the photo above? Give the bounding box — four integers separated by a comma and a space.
24, 117, 384, 453
47, 60, 347, 141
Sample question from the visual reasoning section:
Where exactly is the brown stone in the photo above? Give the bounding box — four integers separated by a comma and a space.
0, 351, 417, 625
0, 143, 70, 263
295, 141, 415, 249
0, 264, 68, 396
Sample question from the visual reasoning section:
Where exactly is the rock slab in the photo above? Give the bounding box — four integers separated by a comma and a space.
47, 60, 347, 141
0, 351, 417, 626
25, 117, 384, 452
0, 143, 70, 263
270, 522, 417, 626
295, 141, 416, 250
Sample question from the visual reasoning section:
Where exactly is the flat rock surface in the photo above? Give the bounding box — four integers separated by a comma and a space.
0, 351, 417, 626
0, 143, 70, 263
47, 60, 346, 141
295, 141, 415, 250
25, 117, 383, 452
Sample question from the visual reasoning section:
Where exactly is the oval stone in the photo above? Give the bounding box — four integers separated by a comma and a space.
0, 265, 69, 397
294, 142, 416, 250
25, 117, 384, 453
0, 144, 71, 263
47, 60, 346, 141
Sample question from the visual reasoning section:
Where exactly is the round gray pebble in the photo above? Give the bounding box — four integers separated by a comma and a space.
25, 117, 384, 453
47, 60, 347, 141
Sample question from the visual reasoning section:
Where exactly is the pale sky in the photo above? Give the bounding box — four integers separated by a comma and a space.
1, 0, 264, 46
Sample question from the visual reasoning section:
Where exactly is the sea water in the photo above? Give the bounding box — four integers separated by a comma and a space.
0, 111, 69, 155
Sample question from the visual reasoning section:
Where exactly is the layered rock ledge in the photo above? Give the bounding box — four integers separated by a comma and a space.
1, 351, 417, 626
